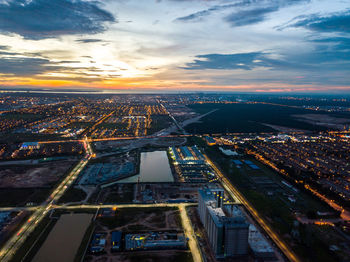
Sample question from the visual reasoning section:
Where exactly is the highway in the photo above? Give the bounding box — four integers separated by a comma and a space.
0, 138, 92, 262
158, 102, 187, 135
203, 154, 301, 262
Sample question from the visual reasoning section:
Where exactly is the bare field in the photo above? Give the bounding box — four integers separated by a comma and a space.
84, 250, 193, 262
0, 161, 77, 188
94, 137, 186, 153
293, 114, 350, 130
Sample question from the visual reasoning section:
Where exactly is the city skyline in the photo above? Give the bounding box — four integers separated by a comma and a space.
0, 0, 349, 93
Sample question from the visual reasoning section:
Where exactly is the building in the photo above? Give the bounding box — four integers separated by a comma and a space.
125, 232, 187, 251
19, 142, 40, 150
248, 225, 275, 259
111, 231, 122, 251
205, 136, 216, 146
89, 233, 106, 253
169, 146, 210, 182
180, 146, 194, 160
198, 188, 249, 258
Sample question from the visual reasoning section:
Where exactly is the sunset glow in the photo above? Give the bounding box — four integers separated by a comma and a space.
0, 0, 349, 92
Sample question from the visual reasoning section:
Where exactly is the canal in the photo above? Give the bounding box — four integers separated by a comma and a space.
33, 213, 93, 262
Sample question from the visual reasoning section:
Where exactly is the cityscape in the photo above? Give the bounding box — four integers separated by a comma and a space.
0, 93, 350, 262
0, 0, 350, 262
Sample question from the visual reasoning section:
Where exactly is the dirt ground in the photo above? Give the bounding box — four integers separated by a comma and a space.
0, 160, 76, 188
293, 114, 350, 130
84, 208, 188, 262
84, 250, 193, 262
94, 137, 186, 153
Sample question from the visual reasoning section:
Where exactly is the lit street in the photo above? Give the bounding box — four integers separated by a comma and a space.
204, 154, 301, 262
0, 139, 92, 262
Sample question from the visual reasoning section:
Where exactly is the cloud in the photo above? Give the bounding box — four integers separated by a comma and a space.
311, 37, 350, 53
75, 39, 105, 43
175, 1, 257, 22
224, 6, 279, 26
183, 46, 350, 72
183, 52, 271, 70
175, 0, 309, 25
0, 0, 116, 39
286, 10, 350, 33
0, 56, 63, 75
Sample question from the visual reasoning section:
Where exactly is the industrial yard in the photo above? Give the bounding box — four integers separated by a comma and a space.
84, 207, 191, 262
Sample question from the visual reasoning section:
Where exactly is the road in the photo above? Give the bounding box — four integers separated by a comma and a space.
159, 102, 187, 135
178, 204, 203, 262
203, 154, 301, 262
0, 138, 92, 262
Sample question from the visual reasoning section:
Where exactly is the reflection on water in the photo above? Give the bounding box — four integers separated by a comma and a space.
33, 213, 92, 262
118, 151, 174, 183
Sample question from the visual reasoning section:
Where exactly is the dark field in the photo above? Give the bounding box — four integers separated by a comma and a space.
185, 103, 341, 134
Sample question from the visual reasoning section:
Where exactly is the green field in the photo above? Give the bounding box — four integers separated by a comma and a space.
201, 143, 347, 262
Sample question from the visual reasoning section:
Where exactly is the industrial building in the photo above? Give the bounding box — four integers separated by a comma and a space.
169, 146, 205, 165
0, 212, 11, 232
248, 225, 275, 259
125, 232, 187, 251
111, 231, 122, 251
198, 188, 249, 258
89, 233, 106, 253
169, 146, 215, 183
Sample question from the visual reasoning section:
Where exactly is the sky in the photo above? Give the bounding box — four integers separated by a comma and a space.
0, 0, 349, 93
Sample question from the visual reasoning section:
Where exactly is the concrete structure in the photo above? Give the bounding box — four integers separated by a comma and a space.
198, 188, 249, 258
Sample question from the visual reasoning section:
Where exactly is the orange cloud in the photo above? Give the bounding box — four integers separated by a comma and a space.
1, 75, 350, 93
